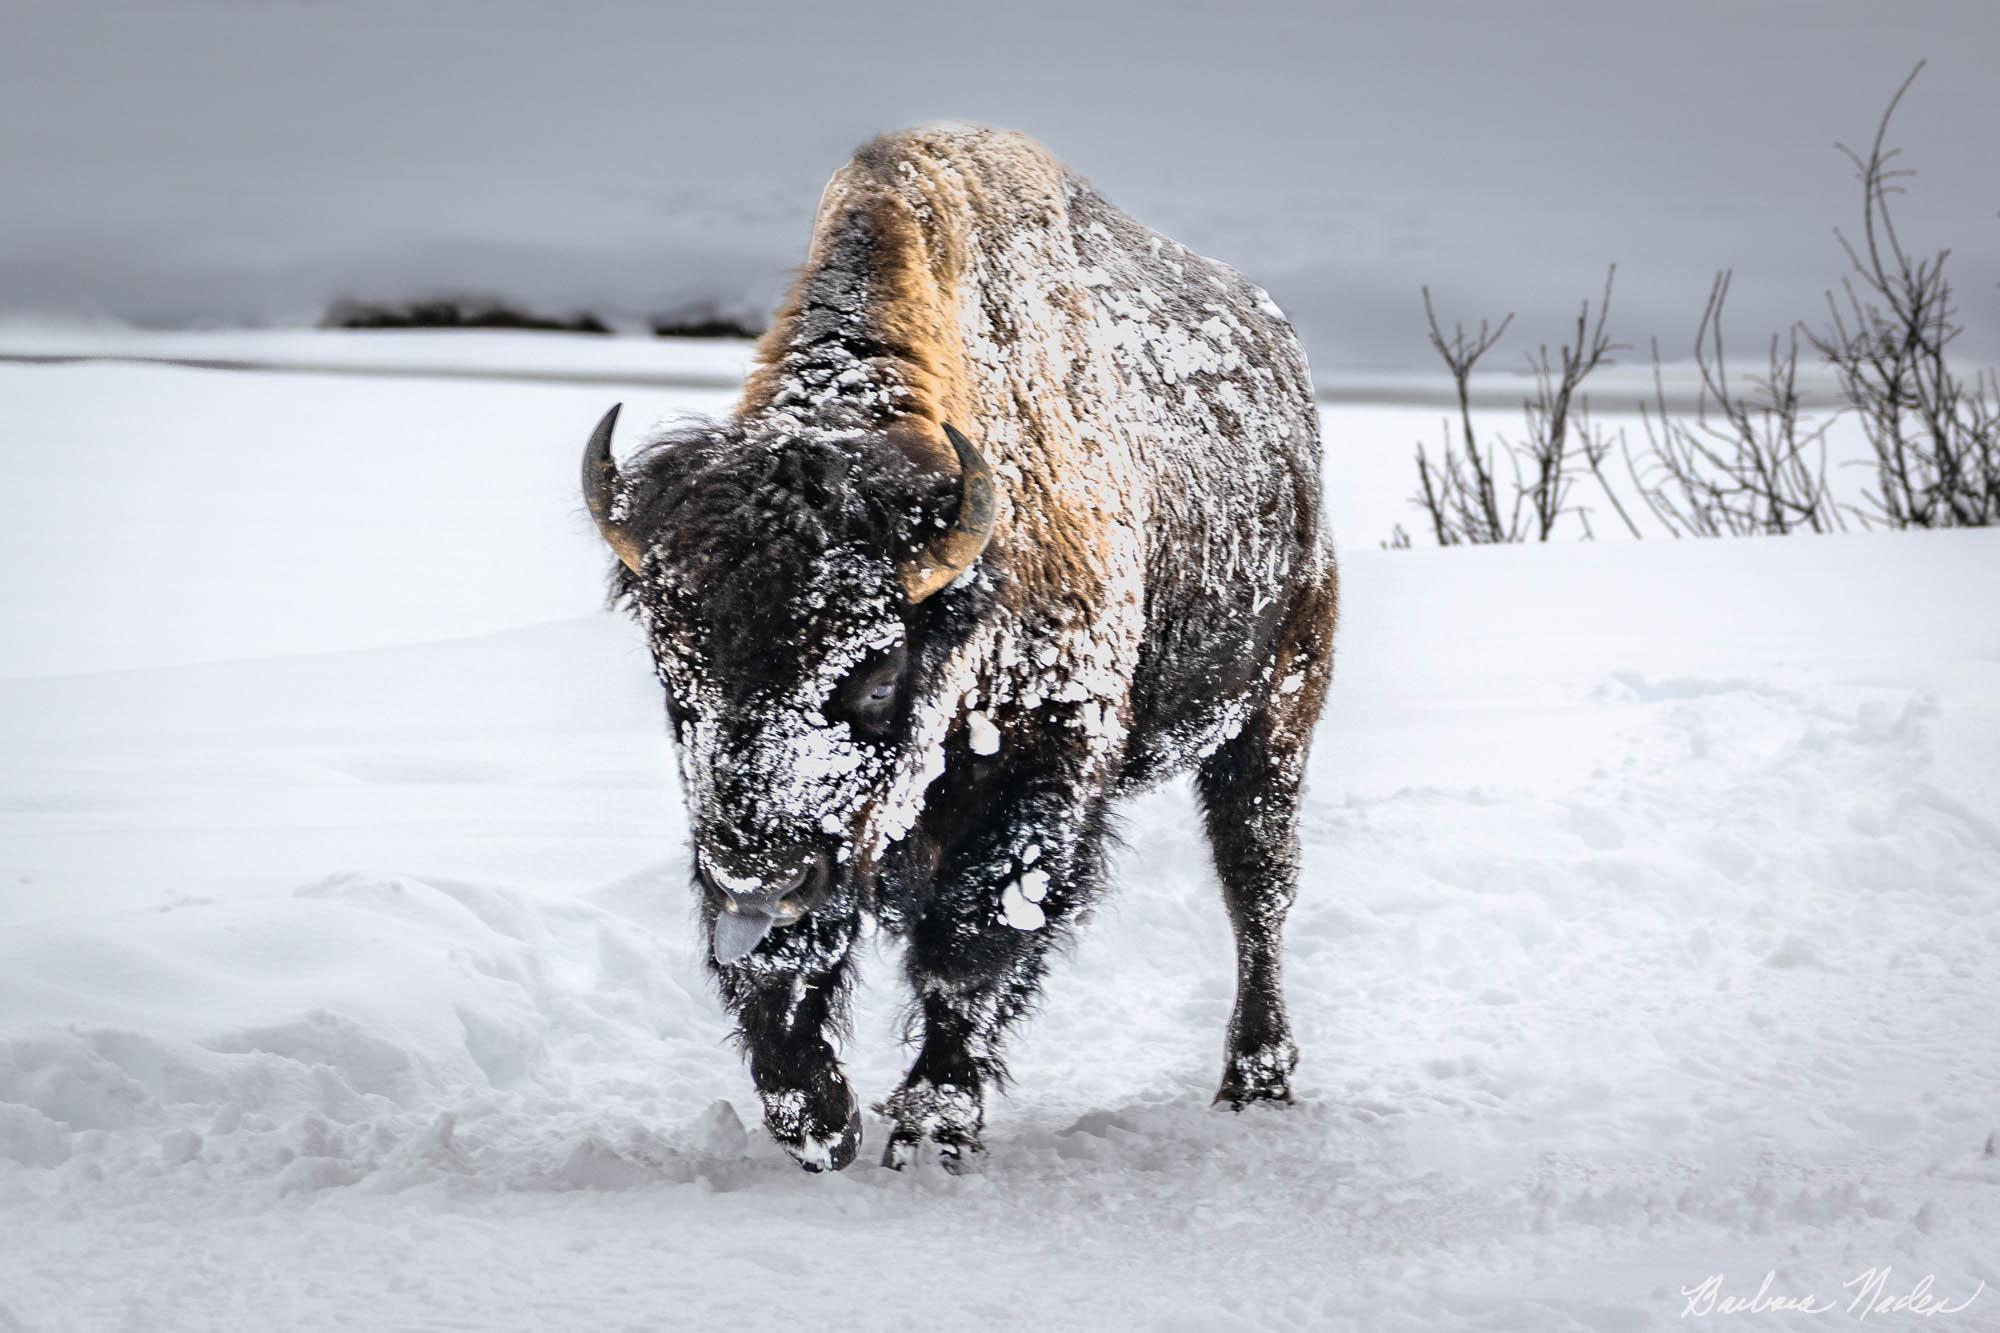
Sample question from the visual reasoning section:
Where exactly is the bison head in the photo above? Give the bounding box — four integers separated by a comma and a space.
582, 406, 998, 967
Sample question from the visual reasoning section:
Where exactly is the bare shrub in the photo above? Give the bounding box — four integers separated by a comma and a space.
1625, 272, 1846, 538
1807, 62, 2000, 528
1398, 62, 1996, 549
1409, 269, 1625, 543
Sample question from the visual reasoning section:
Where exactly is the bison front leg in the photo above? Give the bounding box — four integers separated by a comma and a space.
881, 787, 1109, 1170
712, 916, 863, 1172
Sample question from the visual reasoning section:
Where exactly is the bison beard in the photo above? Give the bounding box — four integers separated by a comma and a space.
585, 125, 1337, 1171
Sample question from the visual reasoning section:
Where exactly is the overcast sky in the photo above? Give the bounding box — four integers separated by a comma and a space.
4, 0, 1995, 370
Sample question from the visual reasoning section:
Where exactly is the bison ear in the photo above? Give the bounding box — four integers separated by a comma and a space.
898, 423, 999, 603
582, 404, 645, 573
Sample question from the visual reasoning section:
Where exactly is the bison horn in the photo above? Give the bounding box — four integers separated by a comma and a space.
898, 423, 999, 602
582, 403, 645, 573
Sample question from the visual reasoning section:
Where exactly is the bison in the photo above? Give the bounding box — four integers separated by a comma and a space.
583, 124, 1336, 1171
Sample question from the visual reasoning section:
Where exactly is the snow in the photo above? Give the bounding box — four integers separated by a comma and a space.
966, 709, 1002, 756
2, 340, 1998, 1329
1001, 881, 1048, 932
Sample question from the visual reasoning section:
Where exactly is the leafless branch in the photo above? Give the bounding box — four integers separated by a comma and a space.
1406, 270, 1623, 543
1805, 62, 1999, 528
1628, 274, 1845, 538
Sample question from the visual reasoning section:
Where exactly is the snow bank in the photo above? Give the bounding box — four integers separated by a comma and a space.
0, 871, 727, 1191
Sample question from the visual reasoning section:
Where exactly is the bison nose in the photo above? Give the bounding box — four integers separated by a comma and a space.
699, 852, 829, 965
700, 857, 810, 914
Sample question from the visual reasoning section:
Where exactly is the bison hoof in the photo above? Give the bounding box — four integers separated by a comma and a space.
880, 1130, 983, 1173
790, 1104, 862, 1173
763, 1086, 862, 1173
1214, 1040, 1298, 1110
876, 1077, 984, 1170
934, 1139, 981, 1175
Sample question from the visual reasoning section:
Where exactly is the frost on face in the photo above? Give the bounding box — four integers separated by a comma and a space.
642, 549, 914, 877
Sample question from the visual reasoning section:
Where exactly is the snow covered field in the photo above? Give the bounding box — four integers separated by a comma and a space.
2, 340, 1998, 1329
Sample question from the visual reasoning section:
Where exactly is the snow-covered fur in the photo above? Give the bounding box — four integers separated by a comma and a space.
603, 124, 1337, 1171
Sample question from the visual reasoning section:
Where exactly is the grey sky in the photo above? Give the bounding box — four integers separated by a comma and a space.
4, 0, 1995, 370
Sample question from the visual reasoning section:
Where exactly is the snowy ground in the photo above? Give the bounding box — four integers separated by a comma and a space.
2, 339, 1998, 1330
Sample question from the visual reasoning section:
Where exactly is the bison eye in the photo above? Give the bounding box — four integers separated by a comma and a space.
838, 646, 907, 737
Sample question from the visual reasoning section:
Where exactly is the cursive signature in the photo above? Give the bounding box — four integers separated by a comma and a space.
1681, 1269, 1986, 1320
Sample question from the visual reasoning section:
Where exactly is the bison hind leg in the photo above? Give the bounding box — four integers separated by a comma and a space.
1196, 566, 1335, 1111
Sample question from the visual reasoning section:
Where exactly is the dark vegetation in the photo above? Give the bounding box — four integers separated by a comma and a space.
646, 307, 764, 340
1399, 63, 1996, 546
322, 298, 764, 340
322, 298, 611, 334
